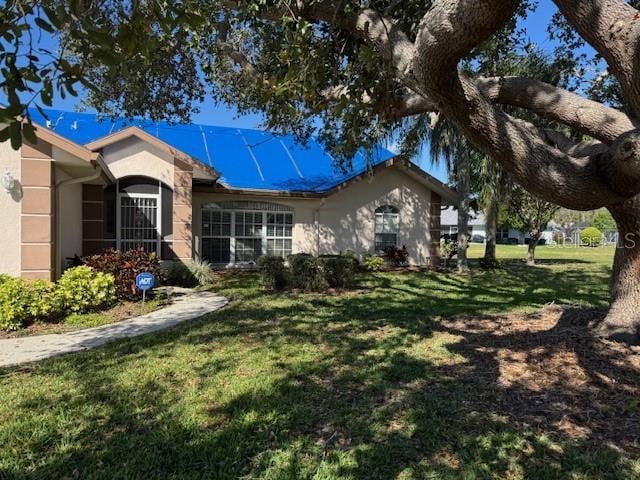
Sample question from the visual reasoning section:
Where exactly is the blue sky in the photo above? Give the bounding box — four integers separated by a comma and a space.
12, 1, 563, 183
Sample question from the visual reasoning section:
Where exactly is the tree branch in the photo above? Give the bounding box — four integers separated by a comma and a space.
553, 0, 640, 117
383, 76, 637, 144
409, 0, 634, 210
476, 76, 638, 144
219, 0, 640, 210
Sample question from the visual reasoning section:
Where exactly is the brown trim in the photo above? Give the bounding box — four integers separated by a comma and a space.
195, 183, 324, 199
429, 192, 443, 266
82, 185, 105, 257
21, 138, 52, 158
323, 156, 458, 204
20, 146, 55, 280
29, 121, 99, 163
22, 188, 53, 214
172, 162, 193, 260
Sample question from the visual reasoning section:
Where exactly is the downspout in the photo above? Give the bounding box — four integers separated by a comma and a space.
314, 198, 326, 256
55, 165, 103, 278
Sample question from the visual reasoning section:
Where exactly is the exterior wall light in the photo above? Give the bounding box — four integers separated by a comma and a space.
2, 170, 16, 193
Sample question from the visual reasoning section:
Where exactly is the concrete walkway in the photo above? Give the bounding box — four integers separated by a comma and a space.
0, 288, 228, 368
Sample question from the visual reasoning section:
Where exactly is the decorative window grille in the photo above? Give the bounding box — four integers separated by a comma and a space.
119, 195, 160, 254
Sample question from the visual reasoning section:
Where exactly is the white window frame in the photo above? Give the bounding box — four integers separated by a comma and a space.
265, 211, 293, 258
374, 205, 400, 253
201, 203, 294, 265
233, 210, 264, 263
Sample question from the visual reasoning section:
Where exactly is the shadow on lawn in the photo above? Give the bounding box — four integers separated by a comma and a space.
3, 266, 638, 479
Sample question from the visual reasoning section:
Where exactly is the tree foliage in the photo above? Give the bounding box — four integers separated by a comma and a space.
591, 209, 617, 232
503, 185, 560, 265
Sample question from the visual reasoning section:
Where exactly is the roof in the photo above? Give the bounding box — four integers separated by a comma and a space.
28, 108, 448, 196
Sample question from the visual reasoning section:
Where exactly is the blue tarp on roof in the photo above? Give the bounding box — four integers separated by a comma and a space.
28, 108, 398, 193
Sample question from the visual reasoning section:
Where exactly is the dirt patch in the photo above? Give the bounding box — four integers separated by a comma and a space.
440, 306, 640, 454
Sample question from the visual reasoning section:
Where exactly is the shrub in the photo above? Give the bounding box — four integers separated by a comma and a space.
257, 256, 288, 290
83, 248, 163, 299
342, 250, 359, 266
287, 253, 327, 291
55, 266, 116, 314
581, 227, 602, 247
440, 239, 457, 260
0, 277, 59, 330
320, 255, 357, 288
166, 259, 215, 287
382, 245, 410, 267
363, 254, 385, 272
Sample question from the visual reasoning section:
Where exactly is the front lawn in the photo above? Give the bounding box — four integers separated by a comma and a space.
1, 246, 638, 479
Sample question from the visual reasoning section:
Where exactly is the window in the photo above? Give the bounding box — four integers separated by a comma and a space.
202, 210, 231, 263
375, 205, 399, 252
266, 212, 293, 258
201, 202, 294, 265
235, 212, 263, 262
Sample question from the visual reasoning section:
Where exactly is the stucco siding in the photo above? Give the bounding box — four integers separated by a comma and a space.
101, 137, 174, 187
193, 166, 437, 265
318, 168, 433, 264
0, 142, 22, 276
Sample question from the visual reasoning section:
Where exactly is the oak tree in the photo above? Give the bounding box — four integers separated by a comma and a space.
2, 0, 640, 341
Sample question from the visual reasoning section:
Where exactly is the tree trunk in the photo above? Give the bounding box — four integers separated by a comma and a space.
526, 234, 538, 266
457, 153, 471, 274
594, 196, 640, 343
483, 192, 499, 267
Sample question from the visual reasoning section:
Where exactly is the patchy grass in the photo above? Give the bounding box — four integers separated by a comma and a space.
1, 246, 638, 479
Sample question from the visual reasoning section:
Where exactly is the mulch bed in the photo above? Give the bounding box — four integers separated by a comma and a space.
440, 306, 640, 454
0, 296, 169, 339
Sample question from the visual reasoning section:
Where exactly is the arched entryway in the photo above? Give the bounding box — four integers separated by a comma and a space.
104, 176, 173, 256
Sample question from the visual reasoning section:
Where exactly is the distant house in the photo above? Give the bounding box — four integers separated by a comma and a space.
440, 206, 557, 244
0, 109, 457, 280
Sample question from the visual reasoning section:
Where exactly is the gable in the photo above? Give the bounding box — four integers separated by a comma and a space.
99, 136, 175, 187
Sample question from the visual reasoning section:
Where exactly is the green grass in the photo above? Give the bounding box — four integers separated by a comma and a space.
1, 246, 637, 479
467, 244, 617, 266
63, 312, 115, 328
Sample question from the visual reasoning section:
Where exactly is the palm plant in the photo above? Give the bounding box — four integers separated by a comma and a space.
474, 154, 511, 267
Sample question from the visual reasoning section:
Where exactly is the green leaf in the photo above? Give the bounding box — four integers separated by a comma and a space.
0, 126, 11, 143
22, 122, 37, 145
42, 6, 63, 29
34, 17, 54, 33
9, 121, 22, 150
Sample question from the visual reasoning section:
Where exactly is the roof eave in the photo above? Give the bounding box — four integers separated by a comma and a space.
321, 155, 458, 203
30, 121, 100, 163
194, 181, 324, 198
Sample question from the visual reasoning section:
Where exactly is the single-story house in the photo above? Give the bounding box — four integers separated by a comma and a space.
0, 109, 457, 280
440, 206, 556, 244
